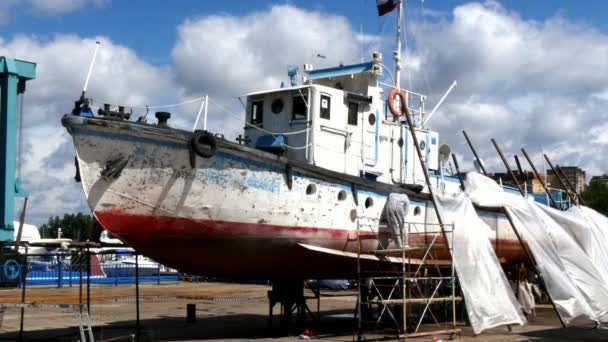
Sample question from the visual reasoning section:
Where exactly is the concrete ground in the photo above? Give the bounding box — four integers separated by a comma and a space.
0, 281, 604, 341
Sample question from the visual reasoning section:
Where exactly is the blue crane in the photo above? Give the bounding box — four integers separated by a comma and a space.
0, 57, 36, 243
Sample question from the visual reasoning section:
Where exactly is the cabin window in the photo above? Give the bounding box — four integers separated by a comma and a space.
251, 100, 264, 124
320, 95, 331, 119
271, 99, 284, 114
347, 102, 358, 126
292, 95, 308, 120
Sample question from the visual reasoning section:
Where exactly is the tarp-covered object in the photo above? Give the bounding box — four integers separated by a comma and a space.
539, 205, 608, 282
464, 172, 608, 325
435, 192, 526, 334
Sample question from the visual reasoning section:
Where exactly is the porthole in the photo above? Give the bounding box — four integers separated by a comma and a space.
306, 184, 317, 195
365, 197, 373, 208
338, 190, 347, 201
271, 99, 284, 114
420, 140, 426, 151
397, 138, 404, 147
368, 113, 376, 126
414, 206, 421, 216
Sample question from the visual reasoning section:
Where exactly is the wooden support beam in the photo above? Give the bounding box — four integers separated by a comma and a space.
491, 138, 525, 196
521, 149, 559, 209
462, 130, 488, 175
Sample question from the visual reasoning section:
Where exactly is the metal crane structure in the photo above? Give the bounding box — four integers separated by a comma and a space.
0, 57, 36, 244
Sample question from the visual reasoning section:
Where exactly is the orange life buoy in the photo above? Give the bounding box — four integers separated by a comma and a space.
387, 88, 408, 117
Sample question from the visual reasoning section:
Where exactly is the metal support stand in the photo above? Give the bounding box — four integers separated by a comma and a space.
356, 219, 461, 340
267, 280, 318, 332
135, 252, 140, 342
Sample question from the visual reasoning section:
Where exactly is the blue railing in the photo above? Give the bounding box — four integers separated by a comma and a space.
2, 261, 181, 288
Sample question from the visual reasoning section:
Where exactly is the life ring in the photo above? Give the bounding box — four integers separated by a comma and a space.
387, 88, 408, 117
191, 130, 217, 158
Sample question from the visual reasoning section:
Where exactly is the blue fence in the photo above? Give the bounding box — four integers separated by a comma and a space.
3, 261, 180, 288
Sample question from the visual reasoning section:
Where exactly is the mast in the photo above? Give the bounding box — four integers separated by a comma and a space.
394, 0, 403, 90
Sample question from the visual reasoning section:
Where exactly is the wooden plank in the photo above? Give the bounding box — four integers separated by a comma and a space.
400, 328, 461, 338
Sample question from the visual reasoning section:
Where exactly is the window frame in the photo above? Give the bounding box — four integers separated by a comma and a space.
292, 95, 308, 121
320, 94, 331, 120
251, 99, 264, 125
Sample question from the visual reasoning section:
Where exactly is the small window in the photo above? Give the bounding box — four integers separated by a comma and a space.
347, 102, 358, 126
338, 190, 347, 201
368, 113, 376, 126
320, 95, 331, 119
251, 100, 263, 124
271, 99, 284, 114
292, 96, 308, 120
306, 184, 317, 195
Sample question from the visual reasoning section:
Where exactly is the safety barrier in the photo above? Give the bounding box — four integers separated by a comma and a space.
1, 261, 181, 288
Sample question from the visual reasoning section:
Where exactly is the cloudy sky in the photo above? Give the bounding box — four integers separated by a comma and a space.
1, 0, 607, 226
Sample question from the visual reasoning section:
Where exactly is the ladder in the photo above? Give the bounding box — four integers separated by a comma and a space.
74, 304, 95, 342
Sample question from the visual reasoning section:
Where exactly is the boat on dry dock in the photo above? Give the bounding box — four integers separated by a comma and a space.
62, 4, 526, 280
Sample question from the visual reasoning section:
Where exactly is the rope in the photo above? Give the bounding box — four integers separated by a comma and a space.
208, 97, 311, 136
90, 95, 207, 110
281, 143, 312, 150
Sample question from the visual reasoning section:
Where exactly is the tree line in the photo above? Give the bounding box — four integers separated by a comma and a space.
39, 213, 94, 241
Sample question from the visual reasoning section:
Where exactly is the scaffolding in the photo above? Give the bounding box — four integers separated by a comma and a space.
356, 218, 461, 340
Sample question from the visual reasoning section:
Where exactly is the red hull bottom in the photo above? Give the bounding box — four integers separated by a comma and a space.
95, 210, 526, 279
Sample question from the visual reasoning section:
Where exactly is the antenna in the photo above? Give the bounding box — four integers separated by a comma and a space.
82, 41, 101, 98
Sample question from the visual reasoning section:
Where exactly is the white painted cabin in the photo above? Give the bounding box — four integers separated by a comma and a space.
241, 54, 456, 193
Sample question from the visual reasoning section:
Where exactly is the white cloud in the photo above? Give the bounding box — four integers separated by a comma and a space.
172, 5, 372, 98
407, 1, 608, 177
0, 34, 175, 126
28, 0, 107, 16
0, 34, 175, 225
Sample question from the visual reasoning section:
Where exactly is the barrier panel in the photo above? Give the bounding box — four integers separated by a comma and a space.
4, 260, 180, 287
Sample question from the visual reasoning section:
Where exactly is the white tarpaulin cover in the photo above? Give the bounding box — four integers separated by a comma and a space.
539, 205, 608, 280
434, 192, 526, 334
464, 172, 608, 325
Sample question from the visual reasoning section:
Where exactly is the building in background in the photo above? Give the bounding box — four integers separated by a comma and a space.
547, 166, 586, 194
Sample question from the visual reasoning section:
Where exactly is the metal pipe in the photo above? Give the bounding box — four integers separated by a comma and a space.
82, 41, 101, 94
86, 247, 91, 315
556, 164, 587, 206
491, 138, 525, 197
514, 155, 524, 181
422, 80, 457, 127
543, 155, 578, 205
462, 131, 488, 176
451, 154, 465, 191
192, 96, 206, 132
521, 149, 559, 209
135, 252, 140, 341
394, 0, 402, 90
203, 95, 209, 131
18, 246, 28, 342
14, 197, 28, 250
